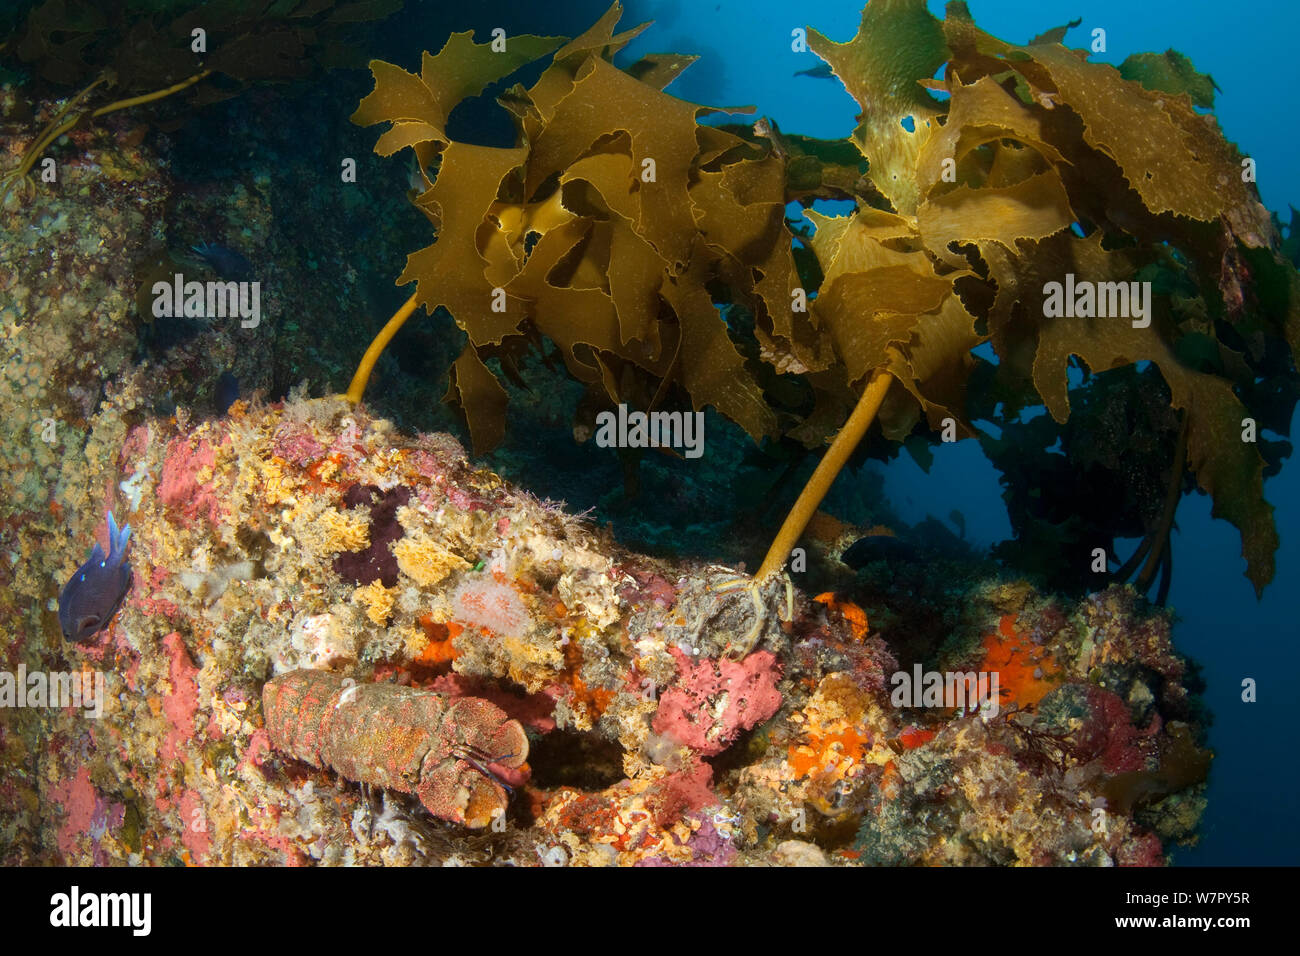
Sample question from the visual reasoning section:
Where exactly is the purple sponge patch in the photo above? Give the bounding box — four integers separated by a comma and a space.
332, 484, 411, 587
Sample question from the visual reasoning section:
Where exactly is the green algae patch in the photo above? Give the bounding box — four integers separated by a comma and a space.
1119, 49, 1219, 109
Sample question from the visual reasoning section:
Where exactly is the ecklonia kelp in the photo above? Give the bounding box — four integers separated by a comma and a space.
399, 141, 529, 347
1026, 234, 1278, 595
526, 54, 724, 270
1021, 42, 1270, 245
916, 170, 1076, 268
660, 251, 780, 443
887, 293, 985, 439
806, 0, 949, 216
444, 345, 509, 455
351, 30, 564, 153
806, 208, 953, 387
914, 74, 1069, 192
940, 4, 1270, 248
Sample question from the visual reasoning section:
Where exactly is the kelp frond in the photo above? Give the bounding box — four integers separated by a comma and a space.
350, 0, 1299, 599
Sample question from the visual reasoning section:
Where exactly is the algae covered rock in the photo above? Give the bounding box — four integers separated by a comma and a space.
12, 397, 1207, 866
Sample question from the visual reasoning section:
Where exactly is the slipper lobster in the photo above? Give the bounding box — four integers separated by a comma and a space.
262, 670, 529, 829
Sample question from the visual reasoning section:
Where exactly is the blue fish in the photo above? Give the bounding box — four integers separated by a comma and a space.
191, 242, 253, 281
58, 511, 134, 643
794, 64, 834, 80
216, 370, 241, 414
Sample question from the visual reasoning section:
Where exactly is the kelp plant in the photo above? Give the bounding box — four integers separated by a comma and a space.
346, 0, 1299, 652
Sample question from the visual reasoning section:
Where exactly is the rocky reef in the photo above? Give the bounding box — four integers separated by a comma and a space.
1, 395, 1207, 865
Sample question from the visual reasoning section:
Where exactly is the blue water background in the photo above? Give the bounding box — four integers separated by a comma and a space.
611, 0, 1298, 865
